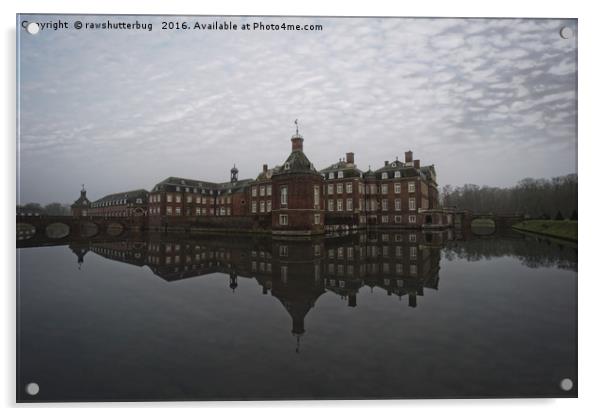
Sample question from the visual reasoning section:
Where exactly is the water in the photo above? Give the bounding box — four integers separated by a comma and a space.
16, 229, 577, 401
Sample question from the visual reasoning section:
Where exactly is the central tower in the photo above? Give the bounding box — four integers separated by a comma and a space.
271, 122, 324, 236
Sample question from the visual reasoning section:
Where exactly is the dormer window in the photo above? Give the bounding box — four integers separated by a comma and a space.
382, 173, 388, 179
337, 171, 343, 179
395, 171, 401, 178
329, 172, 334, 179
285, 162, 290, 170
391, 162, 397, 168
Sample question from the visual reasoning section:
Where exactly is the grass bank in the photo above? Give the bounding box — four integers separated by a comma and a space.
512, 220, 577, 242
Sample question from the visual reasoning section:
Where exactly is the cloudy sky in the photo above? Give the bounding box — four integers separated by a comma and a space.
17, 15, 577, 205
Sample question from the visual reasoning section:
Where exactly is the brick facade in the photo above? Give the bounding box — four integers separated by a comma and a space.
73, 129, 449, 234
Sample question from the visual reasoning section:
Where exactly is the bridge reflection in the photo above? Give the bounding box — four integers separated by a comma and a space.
22, 227, 578, 354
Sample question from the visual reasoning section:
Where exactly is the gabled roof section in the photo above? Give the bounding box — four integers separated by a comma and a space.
92, 189, 148, 204
319, 159, 363, 178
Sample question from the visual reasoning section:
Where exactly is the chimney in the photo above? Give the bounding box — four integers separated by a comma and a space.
413, 159, 420, 169
291, 135, 304, 152
263, 164, 268, 173
405, 150, 413, 163
346, 152, 355, 164
384, 161, 389, 166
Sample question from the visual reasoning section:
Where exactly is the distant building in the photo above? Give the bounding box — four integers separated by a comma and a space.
71, 185, 91, 218
88, 189, 148, 217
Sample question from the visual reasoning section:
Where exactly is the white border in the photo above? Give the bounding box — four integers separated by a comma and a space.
3, 0, 600, 414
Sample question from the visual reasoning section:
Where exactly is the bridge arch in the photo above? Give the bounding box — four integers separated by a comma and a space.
45, 222, 70, 239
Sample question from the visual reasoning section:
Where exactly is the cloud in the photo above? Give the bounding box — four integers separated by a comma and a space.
17, 16, 577, 204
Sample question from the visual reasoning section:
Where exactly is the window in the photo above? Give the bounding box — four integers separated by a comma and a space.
314, 185, 320, 208
382, 199, 388, 211
136, 198, 143, 204
167, 194, 173, 203
284, 162, 290, 170
329, 172, 334, 179
176, 186, 181, 191
279, 245, 289, 257
279, 214, 288, 225
359, 199, 364, 211
251, 201, 257, 213
409, 234, 417, 243
337, 171, 343, 179
395, 171, 401, 178
381, 215, 389, 223
337, 199, 343, 212
175, 195, 181, 203
394, 183, 401, 194
408, 182, 416, 193
202, 208, 207, 215
196, 196, 201, 204
381, 184, 388, 194
280, 186, 288, 207
314, 214, 321, 225
346, 182, 353, 193
382, 172, 388, 179
395, 199, 401, 211
409, 198, 416, 211
196, 207, 201, 216
266, 200, 272, 212
175, 207, 181, 216
186, 195, 192, 203
409, 215, 416, 223
259, 186, 265, 196
410, 246, 417, 259
166, 206, 172, 215
328, 200, 334, 211
327, 184, 334, 195
395, 215, 402, 223
266, 185, 272, 196
252, 187, 257, 197
281, 266, 288, 283
346, 198, 353, 211
260, 200, 265, 213
201, 197, 206, 204
359, 183, 364, 194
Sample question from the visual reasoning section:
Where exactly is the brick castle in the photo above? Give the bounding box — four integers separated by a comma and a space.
71, 127, 454, 235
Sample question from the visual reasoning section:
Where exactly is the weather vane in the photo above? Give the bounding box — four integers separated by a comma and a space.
81, 184, 85, 191
294, 119, 299, 136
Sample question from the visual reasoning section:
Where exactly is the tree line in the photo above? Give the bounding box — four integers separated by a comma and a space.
440, 174, 577, 220
17, 202, 71, 216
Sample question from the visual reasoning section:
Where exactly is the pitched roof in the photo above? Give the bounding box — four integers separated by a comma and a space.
319, 160, 363, 178
152, 176, 253, 194
92, 189, 148, 204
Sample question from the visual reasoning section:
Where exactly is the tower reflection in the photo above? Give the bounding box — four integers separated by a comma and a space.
68, 231, 449, 351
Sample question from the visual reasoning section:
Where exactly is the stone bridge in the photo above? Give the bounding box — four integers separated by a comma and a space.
16, 215, 146, 248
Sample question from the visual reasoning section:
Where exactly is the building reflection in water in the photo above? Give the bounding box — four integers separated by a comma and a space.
66, 229, 576, 352
67, 231, 446, 351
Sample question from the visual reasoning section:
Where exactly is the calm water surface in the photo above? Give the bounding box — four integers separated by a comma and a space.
17, 230, 577, 401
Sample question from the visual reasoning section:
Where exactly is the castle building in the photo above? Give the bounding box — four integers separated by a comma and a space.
88, 189, 149, 217
70, 185, 91, 218
75, 125, 450, 233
